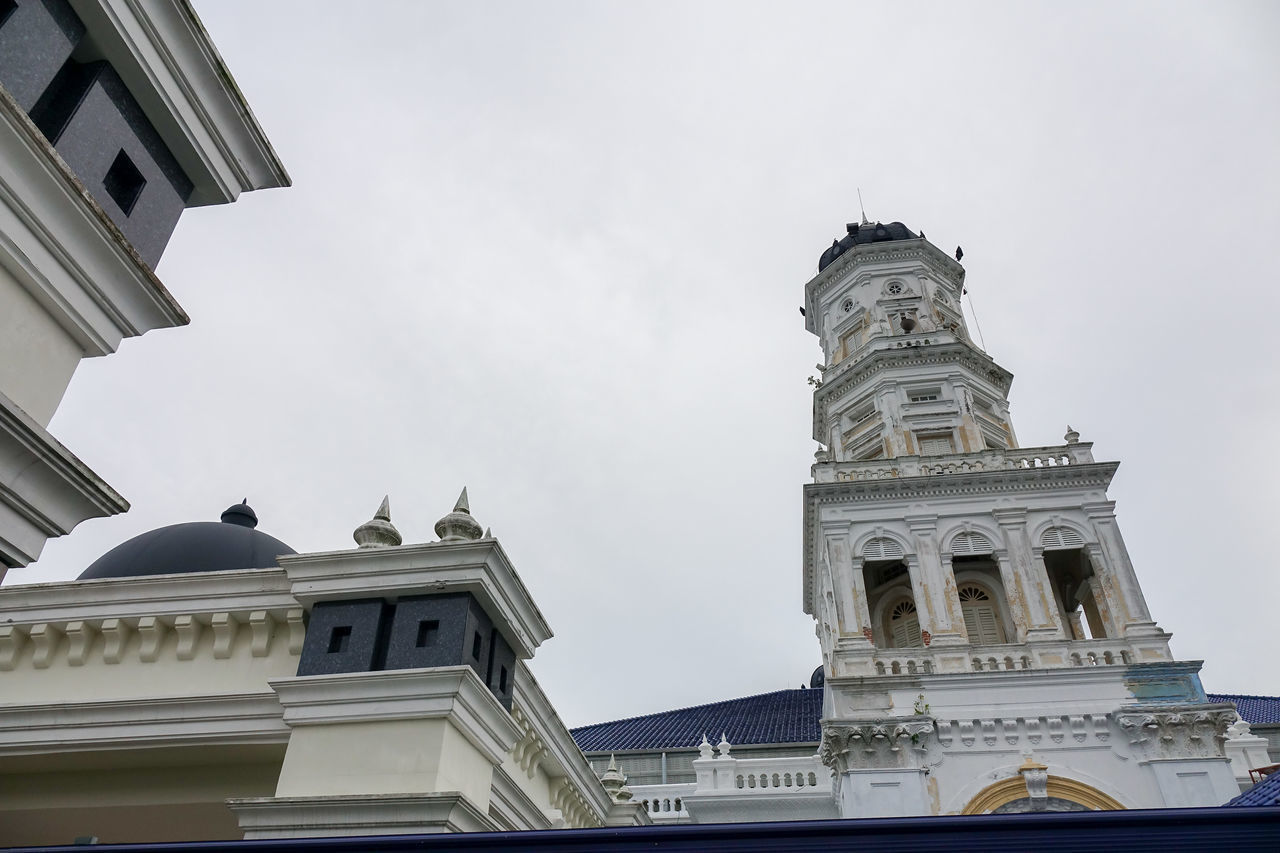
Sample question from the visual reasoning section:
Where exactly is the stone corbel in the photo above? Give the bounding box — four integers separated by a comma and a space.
211, 612, 238, 659
285, 608, 306, 654
174, 615, 202, 661
64, 620, 94, 666
249, 611, 274, 657
819, 718, 935, 773
0, 624, 25, 670
136, 616, 164, 662
1114, 705, 1237, 760
1018, 757, 1049, 810
100, 618, 129, 663
29, 622, 60, 669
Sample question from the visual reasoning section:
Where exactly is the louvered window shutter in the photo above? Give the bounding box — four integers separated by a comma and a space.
919, 436, 954, 456
1041, 527, 1085, 550
892, 613, 922, 648
863, 538, 905, 561
952, 531, 994, 556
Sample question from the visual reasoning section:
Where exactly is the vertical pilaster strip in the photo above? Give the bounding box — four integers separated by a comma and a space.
993, 508, 1065, 639
1083, 502, 1156, 634
992, 550, 1029, 642
906, 515, 964, 643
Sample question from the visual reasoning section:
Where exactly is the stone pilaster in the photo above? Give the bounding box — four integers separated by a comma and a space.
993, 509, 1065, 640
1083, 502, 1158, 636
906, 515, 965, 646
992, 550, 1029, 642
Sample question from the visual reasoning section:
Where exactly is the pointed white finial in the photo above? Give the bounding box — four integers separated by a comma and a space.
435, 487, 483, 542
599, 753, 633, 803
1064, 425, 1080, 444
698, 733, 714, 759
716, 732, 731, 758
484, 527, 492, 538
354, 495, 402, 548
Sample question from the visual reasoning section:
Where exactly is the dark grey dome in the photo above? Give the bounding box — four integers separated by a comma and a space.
78, 501, 296, 580
818, 221, 918, 272
809, 665, 825, 690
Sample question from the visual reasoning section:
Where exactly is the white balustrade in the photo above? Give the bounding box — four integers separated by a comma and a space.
828, 443, 1094, 482
632, 783, 694, 820
862, 638, 1146, 676
695, 754, 830, 796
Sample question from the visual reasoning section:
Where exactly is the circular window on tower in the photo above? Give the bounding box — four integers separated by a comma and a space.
841, 298, 854, 313
884, 281, 905, 296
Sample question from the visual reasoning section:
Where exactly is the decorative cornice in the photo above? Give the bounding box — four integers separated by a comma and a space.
819, 717, 934, 773
804, 240, 965, 326
0, 691, 287, 755
228, 792, 495, 839
513, 664, 612, 825
269, 666, 521, 766
801, 463, 1120, 613
280, 539, 552, 659
1114, 704, 1237, 760
0, 393, 128, 568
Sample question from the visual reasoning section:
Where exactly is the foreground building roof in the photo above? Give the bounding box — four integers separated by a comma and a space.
573, 689, 1280, 752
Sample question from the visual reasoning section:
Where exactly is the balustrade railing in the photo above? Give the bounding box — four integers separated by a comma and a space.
633, 783, 694, 819
859, 638, 1147, 677
820, 443, 1095, 483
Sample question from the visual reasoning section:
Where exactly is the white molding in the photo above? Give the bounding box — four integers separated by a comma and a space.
513, 664, 613, 824
280, 539, 552, 659
489, 766, 554, 831
0, 691, 287, 754
0, 567, 295, 624
0, 393, 128, 570
228, 792, 495, 839
66, 0, 290, 205
270, 667, 522, 766
0, 88, 187, 351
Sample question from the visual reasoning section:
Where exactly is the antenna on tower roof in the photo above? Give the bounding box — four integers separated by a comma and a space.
857, 188, 869, 225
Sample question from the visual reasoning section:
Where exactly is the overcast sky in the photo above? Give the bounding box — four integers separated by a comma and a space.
18, 1, 1280, 726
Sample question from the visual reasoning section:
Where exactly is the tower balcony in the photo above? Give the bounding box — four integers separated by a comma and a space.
814, 442, 1095, 484
832, 633, 1173, 680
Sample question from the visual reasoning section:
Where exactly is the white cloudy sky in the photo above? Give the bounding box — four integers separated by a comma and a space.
20, 1, 1280, 725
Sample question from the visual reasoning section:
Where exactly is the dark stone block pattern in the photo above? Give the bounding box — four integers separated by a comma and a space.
297, 592, 517, 707
297, 599, 391, 677
0, 0, 84, 113
31, 60, 192, 268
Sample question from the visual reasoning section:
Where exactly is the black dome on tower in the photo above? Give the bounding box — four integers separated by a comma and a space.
818, 221, 918, 272
78, 501, 296, 580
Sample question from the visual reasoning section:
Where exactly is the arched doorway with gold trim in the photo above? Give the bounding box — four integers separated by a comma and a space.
961, 775, 1125, 815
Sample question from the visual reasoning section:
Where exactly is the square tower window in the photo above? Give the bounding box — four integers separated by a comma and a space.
917, 433, 954, 455
103, 149, 145, 215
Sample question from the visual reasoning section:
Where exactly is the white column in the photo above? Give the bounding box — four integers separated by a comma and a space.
992, 550, 1029, 642
993, 509, 1065, 640
906, 515, 965, 645
826, 534, 873, 648
1083, 502, 1157, 635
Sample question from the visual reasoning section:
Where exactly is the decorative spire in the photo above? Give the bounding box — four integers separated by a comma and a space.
353, 495, 402, 548
599, 754, 634, 803
220, 499, 258, 529
1064, 425, 1080, 444
698, 733, 714, 759
434, 487, 483, 542
716, 732, 732, 758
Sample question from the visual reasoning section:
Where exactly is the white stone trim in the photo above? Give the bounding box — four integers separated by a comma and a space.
0, 568, 296, 625
0, 691, 287, 754
0, 394, 127, 570
270, 667, 521, 766
280, 540, 552, 659
489, 766, 554, 831
228, 792, 495, 839
513, 664, 612, 826
66, 0, 291, 204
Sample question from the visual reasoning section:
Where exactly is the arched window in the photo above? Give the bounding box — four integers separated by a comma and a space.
888, 599, 922, 648
951, 531, 994, 556
958, 584, 1005, 645
1041, 526, 1085, 550
862, 537, 905, 561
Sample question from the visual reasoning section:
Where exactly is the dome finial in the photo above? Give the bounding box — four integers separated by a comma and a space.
599, 754, 633, 803
221, 500, 258, 529
1064, 425, 1080, 444
435, 487, 483, 542
354, 495, 402, 548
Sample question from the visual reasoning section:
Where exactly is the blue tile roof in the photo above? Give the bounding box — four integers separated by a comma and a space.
1226, 770, 1280, 807
571, 688, 823, 752
571, 690, 1280, 753
1208, 694, 1280, 725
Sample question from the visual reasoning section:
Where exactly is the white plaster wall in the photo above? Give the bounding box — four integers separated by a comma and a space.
0, 266, 82, 426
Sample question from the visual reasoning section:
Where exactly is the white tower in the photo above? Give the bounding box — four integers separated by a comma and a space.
802, 220, 1239, 816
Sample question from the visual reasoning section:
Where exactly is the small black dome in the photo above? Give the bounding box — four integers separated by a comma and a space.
809, 665, 825, 689
818, 221, 918, 272
78, 501, 296, 580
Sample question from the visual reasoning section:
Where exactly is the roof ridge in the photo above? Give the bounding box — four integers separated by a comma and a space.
570, 687, 812, 733
1207, 692, 1280, 701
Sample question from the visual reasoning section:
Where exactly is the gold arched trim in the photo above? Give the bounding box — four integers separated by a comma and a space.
961, 774, 1125, 815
